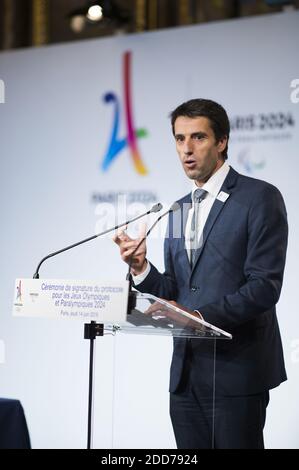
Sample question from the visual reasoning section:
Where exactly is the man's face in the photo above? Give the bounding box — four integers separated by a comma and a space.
174, 116, 227, 185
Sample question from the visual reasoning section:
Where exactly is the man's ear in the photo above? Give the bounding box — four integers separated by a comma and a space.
217, 136, 227, 154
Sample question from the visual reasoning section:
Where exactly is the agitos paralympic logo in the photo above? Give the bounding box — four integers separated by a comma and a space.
101, 51, 148, 175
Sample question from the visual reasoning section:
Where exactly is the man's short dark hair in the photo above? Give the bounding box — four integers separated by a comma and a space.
170, 98, 230, 160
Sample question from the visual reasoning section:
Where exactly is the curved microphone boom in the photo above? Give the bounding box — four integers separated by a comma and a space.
125, 202, 180, 315
33, 202, 163, 279
126, 201, 180, 282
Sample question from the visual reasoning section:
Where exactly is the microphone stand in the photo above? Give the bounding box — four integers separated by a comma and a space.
33, 203, 162, 279
32, 203, 162, 449
126, 202, 179, 316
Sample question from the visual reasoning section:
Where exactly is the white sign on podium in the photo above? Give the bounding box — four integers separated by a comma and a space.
12, 278, 129, 323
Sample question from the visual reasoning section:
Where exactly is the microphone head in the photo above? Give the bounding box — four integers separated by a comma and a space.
169, 201, 180, 213
151, 202, 163, 213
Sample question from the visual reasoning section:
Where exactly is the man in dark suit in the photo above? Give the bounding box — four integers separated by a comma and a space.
114, 99, 288, 449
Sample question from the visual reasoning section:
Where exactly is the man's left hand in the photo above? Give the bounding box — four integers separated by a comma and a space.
144, 300, 203, 327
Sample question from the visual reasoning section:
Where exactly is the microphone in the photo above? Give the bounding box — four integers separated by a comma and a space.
126, 202, 180, 313
33, 202, 163, 279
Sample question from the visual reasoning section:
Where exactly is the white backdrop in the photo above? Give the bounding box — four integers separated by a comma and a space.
0, 11, 298, 448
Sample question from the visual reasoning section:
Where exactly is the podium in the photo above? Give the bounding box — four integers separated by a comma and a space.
13, 278, 232, 449
117, 292, 231, 339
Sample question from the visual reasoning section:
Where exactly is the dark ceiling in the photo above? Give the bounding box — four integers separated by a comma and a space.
0, 0, 298, 51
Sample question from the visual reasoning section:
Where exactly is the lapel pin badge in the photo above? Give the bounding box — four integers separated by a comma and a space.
216, 191, 230, 203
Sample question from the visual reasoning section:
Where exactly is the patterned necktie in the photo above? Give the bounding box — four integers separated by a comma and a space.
190, 188, 207, 268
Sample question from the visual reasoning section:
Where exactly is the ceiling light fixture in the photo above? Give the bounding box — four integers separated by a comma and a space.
87, 4, 103, 22
68, 1, 131, 34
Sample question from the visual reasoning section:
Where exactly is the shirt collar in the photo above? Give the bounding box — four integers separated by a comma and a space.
191, 161, 230, 199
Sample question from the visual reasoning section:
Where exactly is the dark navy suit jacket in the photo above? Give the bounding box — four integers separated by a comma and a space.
135, 167, 288, 395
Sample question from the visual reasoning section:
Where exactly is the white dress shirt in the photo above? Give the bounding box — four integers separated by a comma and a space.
133, 162, 230, 284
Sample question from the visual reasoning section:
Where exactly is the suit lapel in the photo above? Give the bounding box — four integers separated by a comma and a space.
191, 167, 239, 272
174, 194, 191, 270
